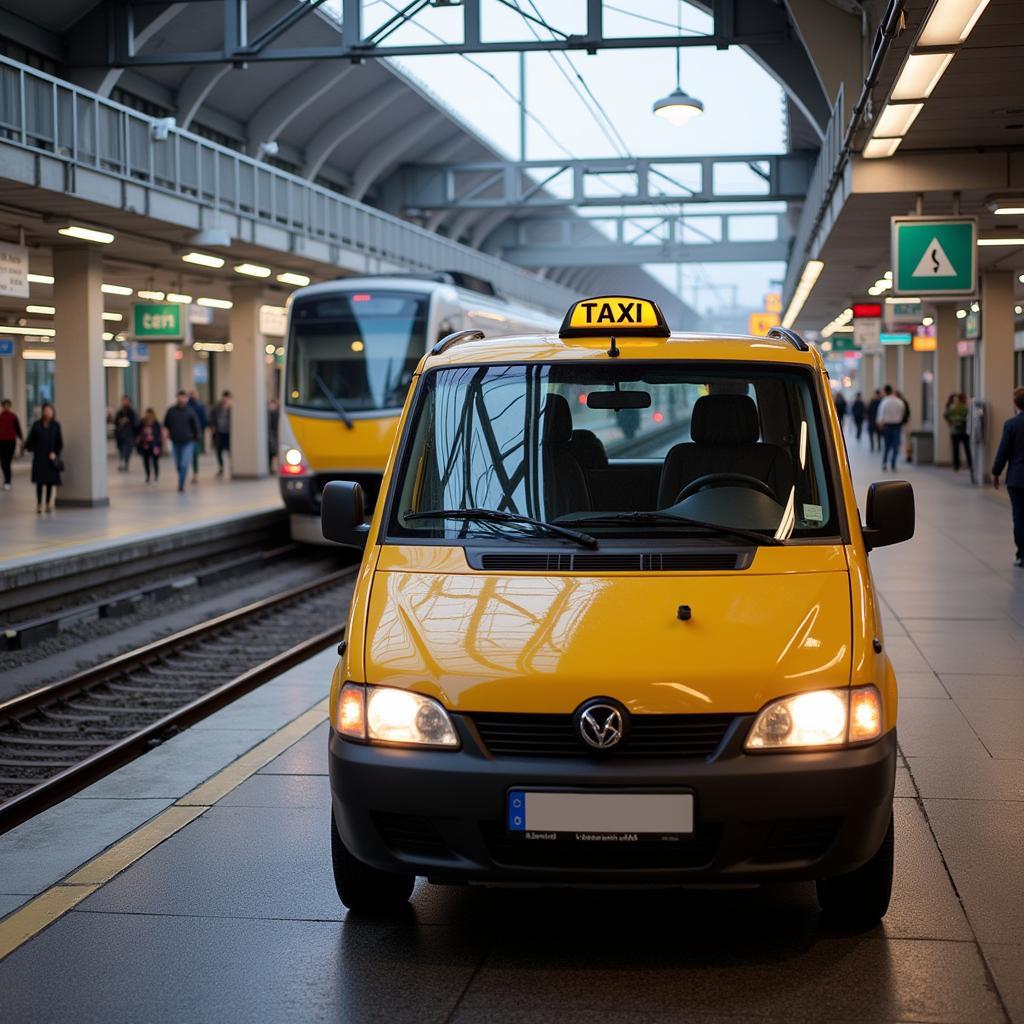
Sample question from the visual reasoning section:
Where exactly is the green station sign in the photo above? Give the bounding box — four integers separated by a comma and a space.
891, 217, 976, 297
132, 302, 183, 339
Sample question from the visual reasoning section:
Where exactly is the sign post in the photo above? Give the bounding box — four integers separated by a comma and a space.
132, 302, 184, 340
891, 216, 977, 297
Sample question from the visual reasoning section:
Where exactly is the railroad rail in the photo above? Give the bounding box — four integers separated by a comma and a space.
0, 567, 356, 833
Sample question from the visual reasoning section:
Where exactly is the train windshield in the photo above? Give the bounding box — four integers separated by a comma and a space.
285, 291, 429, 413
389, 362, 839, 544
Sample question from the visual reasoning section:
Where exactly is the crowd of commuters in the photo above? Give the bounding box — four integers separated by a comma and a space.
0, 388, 283, 502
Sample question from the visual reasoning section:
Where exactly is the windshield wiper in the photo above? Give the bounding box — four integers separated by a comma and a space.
558, 511, 783, 547
313, 372, 354, 431
403, 508, 599, 550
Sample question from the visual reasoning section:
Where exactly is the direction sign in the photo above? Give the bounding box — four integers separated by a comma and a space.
748, 311, 780, 337
891, 216, 976, 297
0, 338, 14, 357
133, 302, 183, 340
0, 243, 29, 298
853, 318, 881, 350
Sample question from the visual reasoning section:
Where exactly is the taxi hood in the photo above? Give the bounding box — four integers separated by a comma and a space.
360, 546, 852, 715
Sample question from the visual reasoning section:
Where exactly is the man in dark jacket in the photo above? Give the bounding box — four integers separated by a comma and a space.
164, 391, 201, 493
992, 386, 1024, 567
113, 395, 139, 473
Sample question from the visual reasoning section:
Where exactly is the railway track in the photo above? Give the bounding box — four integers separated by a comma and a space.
0, 566, 356, 833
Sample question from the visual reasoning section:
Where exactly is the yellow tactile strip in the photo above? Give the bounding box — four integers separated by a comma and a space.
0, 698, 329, 962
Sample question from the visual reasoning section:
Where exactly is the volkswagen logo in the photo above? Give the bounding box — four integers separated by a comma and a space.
576, 699, 627, 750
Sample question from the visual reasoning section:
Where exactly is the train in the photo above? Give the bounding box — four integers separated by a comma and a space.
277, 272, 558, 542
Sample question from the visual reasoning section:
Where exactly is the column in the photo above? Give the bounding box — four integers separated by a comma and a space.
932, 304, 958, 465
883, 345, 900, 392
0, 344, 14, 406
227, 284, 268, 478
12, 339, 27, 423
141, 344, 178, 419
53, 246, 107, 506
979, 270, 1016, 473
901, 345, 927, 431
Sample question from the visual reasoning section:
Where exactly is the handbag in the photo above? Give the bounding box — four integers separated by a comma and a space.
54, 458, 65, 473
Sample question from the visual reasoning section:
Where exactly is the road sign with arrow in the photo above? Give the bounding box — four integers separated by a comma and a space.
891, 216, 976, 297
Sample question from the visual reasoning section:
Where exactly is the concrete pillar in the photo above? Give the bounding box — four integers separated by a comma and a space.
0, 345, 14, 407
860, 351, 875, 397
979, 270, 1016, 472
932, 304, 958, 466
12, 340, 27, 424
53, 246, 108, 506
902, 346, 927, 431
883, 346, 900, 393
227, 284, 268, 478
142, 344, 178, 419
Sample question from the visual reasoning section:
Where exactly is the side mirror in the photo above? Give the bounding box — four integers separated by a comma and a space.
862, 480, 914, 551
321, 481, 370, 548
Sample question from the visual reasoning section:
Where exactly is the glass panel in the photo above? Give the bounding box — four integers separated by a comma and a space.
285, 290, 428, 413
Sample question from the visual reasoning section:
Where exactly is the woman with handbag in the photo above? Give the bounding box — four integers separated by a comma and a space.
136, 407, 162, 484
24, 401, 63, 513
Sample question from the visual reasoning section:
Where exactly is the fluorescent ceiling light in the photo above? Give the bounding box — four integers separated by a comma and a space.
101, 283, 133, 296
102, 312, 123, 322
918, 0, 991, 45
993, 206, 1024, 216
234, 263, 272, 278
977, 237, 1024, 246
183, 251, 225, 268
103, 331, 114, 341
137, 290, 165, 300
863, 137, 902, 160
197, 297, 233, 309
58, 225, 115, 244
103, 358, 131, 368
276, 272, 310, 287
0, 325, 55, 336
885, 296, 921, 304
891, 51, 955, 101
26, 304, 55, 315
167, 293, 193, 304
874, 102, 924, 138
23, 349, 55, 360
781, 259, 824, 329
27, 273, 54, 284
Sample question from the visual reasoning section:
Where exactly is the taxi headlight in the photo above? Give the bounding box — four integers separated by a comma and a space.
337, 683, 459, 748
745, 686, 882, 751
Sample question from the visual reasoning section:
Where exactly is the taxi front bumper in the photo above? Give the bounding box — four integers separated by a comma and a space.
328, 718, 896, 885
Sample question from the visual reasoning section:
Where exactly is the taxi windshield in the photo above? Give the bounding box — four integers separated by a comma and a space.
285, 290, 427, 413
389, 361, 839, 545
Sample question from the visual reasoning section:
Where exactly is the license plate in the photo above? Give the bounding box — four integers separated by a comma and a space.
507, 790, 694, 841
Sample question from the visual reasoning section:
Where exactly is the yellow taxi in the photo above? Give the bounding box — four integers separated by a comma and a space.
323, 296, 914, 924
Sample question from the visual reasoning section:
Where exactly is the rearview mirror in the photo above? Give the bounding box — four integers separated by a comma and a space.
321, 481, 370, 548
862, 480, 914, 551
586, 390, 651, 410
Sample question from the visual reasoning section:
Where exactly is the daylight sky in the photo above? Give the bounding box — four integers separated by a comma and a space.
329, 1, 788, 315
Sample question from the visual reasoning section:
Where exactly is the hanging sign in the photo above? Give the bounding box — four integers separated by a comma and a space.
891, 216, 977, 296
133, 303, 184, 340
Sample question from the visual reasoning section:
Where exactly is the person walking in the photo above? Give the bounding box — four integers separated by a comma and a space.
991, 386, 1024, 568
24, 401, 63, 513
876, 385, 906, 472
136, 407, 162, 484
833, 390, 848, 431
211, 390, 232, 477
867, 389, 882, 452
187, 389, 208, 484
851, 392, 865, 441
164, 390, 201, 493
0, 397, 23, 490
267, 397, 280, 474
113, 394, 139, 473
944, 392, 972, 473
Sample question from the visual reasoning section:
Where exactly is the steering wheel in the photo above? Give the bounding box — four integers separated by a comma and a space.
675, 473, 778, 503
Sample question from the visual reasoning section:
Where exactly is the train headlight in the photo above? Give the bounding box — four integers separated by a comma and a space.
280, 447, 306, 476
285, 448, 303, 466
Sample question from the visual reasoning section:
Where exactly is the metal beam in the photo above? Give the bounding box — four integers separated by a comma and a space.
86, 0, 792, 67
399, 153, 815, 210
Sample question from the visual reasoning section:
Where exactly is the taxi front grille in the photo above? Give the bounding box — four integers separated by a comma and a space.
468, 713, 737, 759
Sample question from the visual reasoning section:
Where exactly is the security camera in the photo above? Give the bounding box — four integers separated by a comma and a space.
150, 117, 177, 142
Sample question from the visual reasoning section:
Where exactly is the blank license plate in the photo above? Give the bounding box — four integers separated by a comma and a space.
507, 790, 693, 841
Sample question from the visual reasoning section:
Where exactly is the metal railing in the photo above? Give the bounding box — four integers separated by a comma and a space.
782, 86, 846, 306
0, 55, 576, 314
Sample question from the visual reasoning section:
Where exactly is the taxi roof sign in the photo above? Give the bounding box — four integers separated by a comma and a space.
559, 295, 670, 339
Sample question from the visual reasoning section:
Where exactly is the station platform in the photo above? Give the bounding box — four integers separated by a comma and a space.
0, 452, 283, 600
0, 438, 1022, 1024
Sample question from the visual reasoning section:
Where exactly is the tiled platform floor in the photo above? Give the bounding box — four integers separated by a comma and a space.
0, 437, 1021, 1024
0, 449, 280, 571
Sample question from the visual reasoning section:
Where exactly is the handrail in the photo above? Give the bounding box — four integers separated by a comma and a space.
766, 326, 809, 352
431, 329, 485, 355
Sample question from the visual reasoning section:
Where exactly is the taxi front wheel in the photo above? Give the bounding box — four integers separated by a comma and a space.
816, 811, 894, 927
331, 812, 415, 913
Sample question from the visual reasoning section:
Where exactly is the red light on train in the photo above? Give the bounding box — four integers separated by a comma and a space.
351, 293, 372, 302
652, 411, 664, 423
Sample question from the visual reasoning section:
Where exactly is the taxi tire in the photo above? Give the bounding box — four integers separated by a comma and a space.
331, 812, 415, 913
815, 810, 894, 927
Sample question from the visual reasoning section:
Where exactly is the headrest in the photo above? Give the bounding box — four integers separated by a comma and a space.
568, 429, 608, 468
542, 394, 573, 443
690, 394, 759, 446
